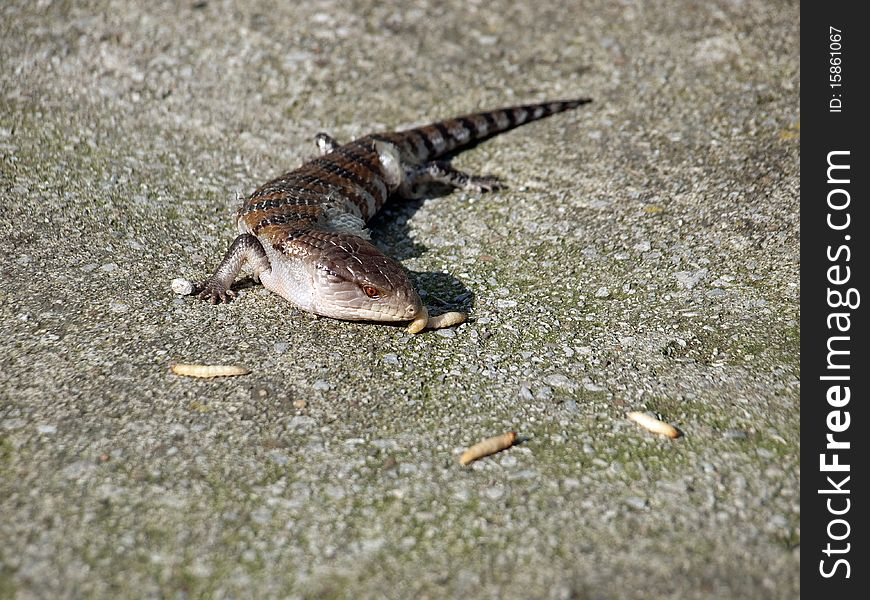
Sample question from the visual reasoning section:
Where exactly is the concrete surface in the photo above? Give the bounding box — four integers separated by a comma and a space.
1, 0, 799, 598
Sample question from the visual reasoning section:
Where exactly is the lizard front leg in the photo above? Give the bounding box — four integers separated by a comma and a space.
197, 234, 270, 304
314, 132, 340, 155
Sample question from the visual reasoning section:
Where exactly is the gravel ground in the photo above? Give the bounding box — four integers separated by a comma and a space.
1, 1, 799, 598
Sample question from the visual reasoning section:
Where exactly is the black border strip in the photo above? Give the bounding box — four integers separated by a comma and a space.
802, 3, 868, 596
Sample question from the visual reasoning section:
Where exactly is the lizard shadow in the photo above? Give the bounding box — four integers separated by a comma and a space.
368, 183, 475, 317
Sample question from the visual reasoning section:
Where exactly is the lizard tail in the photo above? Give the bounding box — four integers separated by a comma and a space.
388, 98, 592, 163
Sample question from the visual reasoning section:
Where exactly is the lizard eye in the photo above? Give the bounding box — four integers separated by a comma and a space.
363, 285, 380, 299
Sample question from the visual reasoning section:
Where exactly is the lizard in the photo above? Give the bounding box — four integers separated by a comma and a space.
183, 98, 592, 333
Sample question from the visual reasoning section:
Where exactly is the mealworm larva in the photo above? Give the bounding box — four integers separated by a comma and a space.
171, 277, 195, 296
171, 363, 250, 378
459, 431, 517, 466
626, 411, 681, 438
427, 311, 467, 330
407, 307, 467, 334
407, 306, 430, 334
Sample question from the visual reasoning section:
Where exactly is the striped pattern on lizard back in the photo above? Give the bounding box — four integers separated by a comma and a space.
194, 98, 591, 333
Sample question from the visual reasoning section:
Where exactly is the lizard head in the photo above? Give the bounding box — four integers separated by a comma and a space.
306, 233, 426, 327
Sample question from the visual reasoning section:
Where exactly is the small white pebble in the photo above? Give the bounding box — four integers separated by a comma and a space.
625, 496, 647, 510
171, 278, 195, 296
563, 477, 581, 490
483, 486, 505, 500
109, 302, 129, 314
